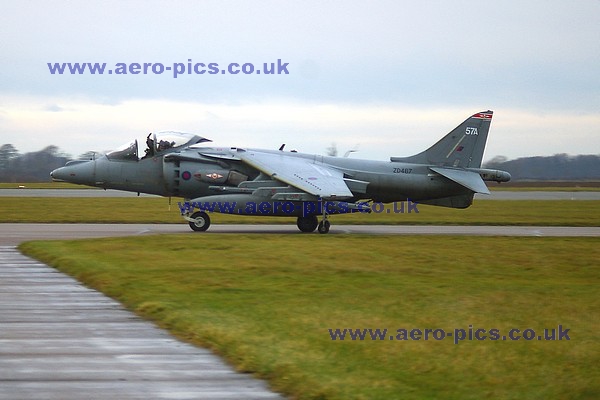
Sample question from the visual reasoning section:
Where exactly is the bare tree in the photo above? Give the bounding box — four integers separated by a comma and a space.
0, 144, 20, 169
326, 143, 338, 157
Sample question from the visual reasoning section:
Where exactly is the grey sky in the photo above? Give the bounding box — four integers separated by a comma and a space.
1, 0, 599, 161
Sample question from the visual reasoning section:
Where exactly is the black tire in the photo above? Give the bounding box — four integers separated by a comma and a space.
317, 220, 330, 234
296, 216, 319, 233
189, 211, 211, 232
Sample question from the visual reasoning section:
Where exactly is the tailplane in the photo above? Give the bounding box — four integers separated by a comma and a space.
391, 110, 493, 168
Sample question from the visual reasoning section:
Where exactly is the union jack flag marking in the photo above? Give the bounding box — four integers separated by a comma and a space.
472, 112, 493, 120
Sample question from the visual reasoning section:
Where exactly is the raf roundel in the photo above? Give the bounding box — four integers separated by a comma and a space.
182, 171, 192, 180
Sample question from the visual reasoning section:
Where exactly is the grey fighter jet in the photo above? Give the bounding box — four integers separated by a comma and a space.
51, 110, 510, 233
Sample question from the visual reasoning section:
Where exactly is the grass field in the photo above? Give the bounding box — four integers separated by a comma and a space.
0, 182, 93, 189
491, 181, 600, 191
20, 235, 600, 400
1, 197, 599, 226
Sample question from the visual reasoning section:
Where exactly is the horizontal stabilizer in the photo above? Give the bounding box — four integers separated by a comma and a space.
430, 167, 490, 195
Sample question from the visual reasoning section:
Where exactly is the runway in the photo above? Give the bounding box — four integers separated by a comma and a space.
0, 223, 598, 245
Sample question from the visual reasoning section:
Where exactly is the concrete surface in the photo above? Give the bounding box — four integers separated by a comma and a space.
0, 222, 597, 398
0, 246, 283, 400
0, 223, 599, 246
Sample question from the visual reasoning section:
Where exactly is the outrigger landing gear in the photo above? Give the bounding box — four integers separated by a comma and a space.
186, 211, 211, 232
317, 219, 330, 234
296, 215, 319, 233
317, 205, 331, 234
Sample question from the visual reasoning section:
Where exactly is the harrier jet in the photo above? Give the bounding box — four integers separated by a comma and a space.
51, 110, 510, 233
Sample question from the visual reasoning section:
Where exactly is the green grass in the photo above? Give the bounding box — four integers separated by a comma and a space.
20, 235, 600, 400
0, 182, 95, 189
1, 197, 599, 226
489, 181, 600, 191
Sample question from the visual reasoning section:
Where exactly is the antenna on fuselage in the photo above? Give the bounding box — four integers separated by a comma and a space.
343, 144, 360, 157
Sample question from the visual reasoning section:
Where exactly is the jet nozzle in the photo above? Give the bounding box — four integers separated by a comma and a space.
468, 168, 511, 183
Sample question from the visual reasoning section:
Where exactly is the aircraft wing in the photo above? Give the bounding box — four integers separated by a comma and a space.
429, 167, 490, 195
238, 150, 353, 199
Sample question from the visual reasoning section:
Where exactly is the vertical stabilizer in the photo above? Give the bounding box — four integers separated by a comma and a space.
391, 110, 493, 168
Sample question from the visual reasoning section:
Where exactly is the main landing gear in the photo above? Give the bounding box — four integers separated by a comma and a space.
295, 211, 331, 234
296, 215, 319, 233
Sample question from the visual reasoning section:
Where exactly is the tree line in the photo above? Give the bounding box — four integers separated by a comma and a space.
0, 144, 80, 182
483, 154, 600, 181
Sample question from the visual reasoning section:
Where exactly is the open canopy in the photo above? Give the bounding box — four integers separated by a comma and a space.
107, 132, 211, 161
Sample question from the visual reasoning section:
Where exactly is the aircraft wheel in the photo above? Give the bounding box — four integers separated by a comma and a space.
297, 215, 318, 233
189, 211, 211, 232
317, 220, 330, 234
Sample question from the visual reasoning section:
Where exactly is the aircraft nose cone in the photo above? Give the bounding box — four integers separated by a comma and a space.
50, 161, 95, 184
50, 166, 68, 182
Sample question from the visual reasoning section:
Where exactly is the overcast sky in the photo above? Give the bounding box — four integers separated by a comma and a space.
1, 0, 599, 161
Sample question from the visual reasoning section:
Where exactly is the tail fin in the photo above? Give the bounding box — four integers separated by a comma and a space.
391, 110, 493, 168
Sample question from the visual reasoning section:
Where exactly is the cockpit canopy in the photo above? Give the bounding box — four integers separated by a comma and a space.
106, 140, 139, 161
106, 132, 211, 161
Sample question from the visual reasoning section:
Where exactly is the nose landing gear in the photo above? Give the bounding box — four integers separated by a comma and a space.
185, 211, 211, 232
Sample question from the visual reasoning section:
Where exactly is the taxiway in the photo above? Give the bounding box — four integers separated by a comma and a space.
1, 223, 598, 246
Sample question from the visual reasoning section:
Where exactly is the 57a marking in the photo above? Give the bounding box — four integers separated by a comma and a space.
393, 168, 412, 174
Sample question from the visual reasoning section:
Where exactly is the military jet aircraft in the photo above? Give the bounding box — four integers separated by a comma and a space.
51, 110, 510, 233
